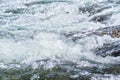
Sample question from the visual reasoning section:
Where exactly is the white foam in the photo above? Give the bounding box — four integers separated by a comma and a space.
0, 0, 120, 73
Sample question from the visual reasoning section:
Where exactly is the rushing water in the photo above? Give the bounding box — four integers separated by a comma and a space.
0, 0, 120, 80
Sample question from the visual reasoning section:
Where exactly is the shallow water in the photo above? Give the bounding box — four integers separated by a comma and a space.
0, 0, 120, 80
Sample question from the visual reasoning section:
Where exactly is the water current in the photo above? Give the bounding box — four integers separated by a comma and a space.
0, 0, 120, 80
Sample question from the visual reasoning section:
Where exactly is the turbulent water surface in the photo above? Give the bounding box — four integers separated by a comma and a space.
0, 0, 120, 80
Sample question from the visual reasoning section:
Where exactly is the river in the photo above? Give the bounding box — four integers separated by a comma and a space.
0, 0, 120, 80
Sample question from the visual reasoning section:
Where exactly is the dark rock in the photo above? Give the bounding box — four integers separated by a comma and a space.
94, 41, 120, 57
93, 25, 120, 57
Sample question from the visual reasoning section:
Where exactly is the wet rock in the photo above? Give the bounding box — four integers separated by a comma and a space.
93, 25, 120, 38
93, 25, 120, 57
94, 41, 120, 57
88, 13, 111, 22
64, 25, 120, 42
64, 25, 120, 57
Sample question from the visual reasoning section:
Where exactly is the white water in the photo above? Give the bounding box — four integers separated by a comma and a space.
0, 0, 120, 79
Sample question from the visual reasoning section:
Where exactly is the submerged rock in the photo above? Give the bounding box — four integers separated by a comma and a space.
4, 8, 27, 14
24, 1, 72, 7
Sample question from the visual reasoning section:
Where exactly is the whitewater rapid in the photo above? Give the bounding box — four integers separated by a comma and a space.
0, 0, 120, 80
